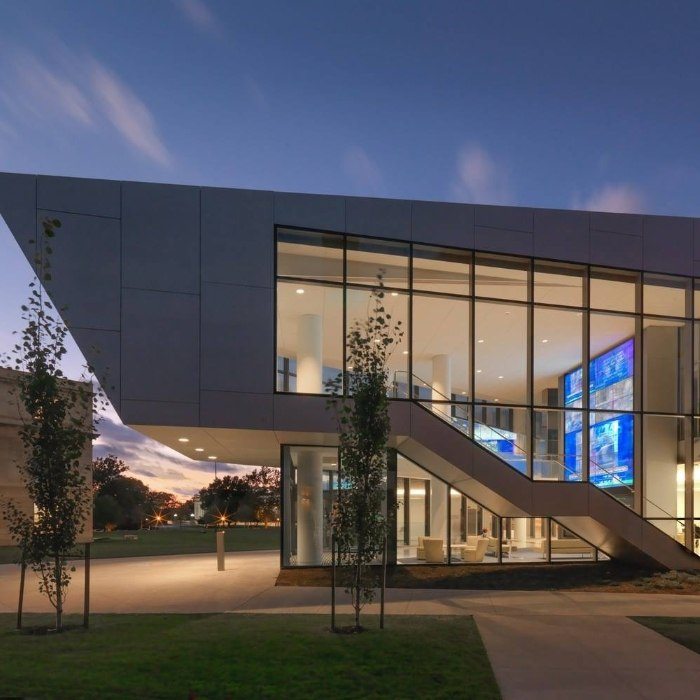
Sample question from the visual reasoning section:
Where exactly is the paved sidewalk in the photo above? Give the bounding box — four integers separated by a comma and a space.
1, 551, 698, 698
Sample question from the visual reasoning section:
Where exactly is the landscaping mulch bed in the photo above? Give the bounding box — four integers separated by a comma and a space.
276, 561, 700, 594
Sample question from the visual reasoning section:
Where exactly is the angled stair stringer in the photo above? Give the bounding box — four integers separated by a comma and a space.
397, 402, 700, 571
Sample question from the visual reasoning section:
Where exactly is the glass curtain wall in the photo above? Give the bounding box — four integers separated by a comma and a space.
276, 228, 700, 551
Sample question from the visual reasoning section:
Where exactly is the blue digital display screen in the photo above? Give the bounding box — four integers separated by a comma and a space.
564, 339, 634, 487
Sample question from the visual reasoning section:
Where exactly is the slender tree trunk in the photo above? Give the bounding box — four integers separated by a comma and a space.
54, 553, 62, 632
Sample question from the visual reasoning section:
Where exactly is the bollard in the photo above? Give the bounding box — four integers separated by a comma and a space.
216, 530, 225, 571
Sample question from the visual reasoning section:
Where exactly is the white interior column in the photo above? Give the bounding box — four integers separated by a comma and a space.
297, 314, 323, 394
514, 518, 528, 548
432, 354, 452, 400
296, 450, 324, 565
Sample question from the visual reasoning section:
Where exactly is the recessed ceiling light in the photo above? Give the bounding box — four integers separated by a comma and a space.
476, 369, 482, 374
541, 339, 549, 343
497, 375, 504, 380
195, 448, 204, 452
296, 288, 305, 295
208, 455, 217, 460
461, 391, 467, 395
178, 437, 189, 443
494, 398, 500, 402
402, 350, 409, 355
477, 339, 484, 343
505, 311, 511, 316
391, 292, 398, 297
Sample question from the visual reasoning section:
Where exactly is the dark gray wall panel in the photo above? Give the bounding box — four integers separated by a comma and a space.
201, 187, 273, 287
475, 226, 533, 256
411, 200, 474, 248
70, 327, 121, 412
0, 172, 37, 267
643, 216, 693, 276
274, 192, 345, 232
534, 209, 590, 262
121, 288, 199, 403
39, 210, 120, 331
345, 196, 411, 240
121, 399, 199, 427
589, 212, 643, 237
37, 175, 120, 219
475, 205, 533, 232
200, 283, 273, 394
589, 230, 642, 269
122, 182, 200, 293
200, 391, 273, 429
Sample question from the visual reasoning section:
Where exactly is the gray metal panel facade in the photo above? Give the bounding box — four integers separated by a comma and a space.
3, 171, 700, 432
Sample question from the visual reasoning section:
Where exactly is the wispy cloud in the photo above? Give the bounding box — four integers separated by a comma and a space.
451, 145, 512, 205
343, 146, 383, 194
0, 43, 172, 166
89, 60, 172, 167
574, 183, 645, 214
94, 415, 247, 498
177, 0, 222, 37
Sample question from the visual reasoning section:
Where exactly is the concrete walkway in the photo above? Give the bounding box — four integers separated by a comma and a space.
1, 551, 698, 698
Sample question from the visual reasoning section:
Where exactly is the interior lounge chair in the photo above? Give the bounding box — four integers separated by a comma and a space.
460, 537, 489, 563
417, 536, 426, 560
423, 537, 445, 563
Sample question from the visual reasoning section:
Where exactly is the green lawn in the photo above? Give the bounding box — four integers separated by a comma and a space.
0, 613, 500, 699
633, 617, 700, 654
0, 526, 279, 564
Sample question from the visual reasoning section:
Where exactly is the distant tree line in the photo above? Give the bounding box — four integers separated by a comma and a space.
92, 455, 280, 530
197, 466, 280, 526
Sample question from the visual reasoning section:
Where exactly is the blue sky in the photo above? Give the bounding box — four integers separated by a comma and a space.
1, 0, 700, 496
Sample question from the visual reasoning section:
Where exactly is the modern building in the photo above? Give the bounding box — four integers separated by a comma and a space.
1, 171, 698, 570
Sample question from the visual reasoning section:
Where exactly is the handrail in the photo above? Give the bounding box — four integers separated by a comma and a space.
395, 370, 683, 523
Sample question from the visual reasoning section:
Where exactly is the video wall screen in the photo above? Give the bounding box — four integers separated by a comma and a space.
564, 339, 634, 487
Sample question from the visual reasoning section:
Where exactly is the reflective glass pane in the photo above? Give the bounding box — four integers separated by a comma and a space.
346, 287, 408, 392
501, 518, 548, 563
277, 228, 343, 283
534, 409, 583, 481
449, 490, 497, 563
396, 454, 448, 564
644, 273, 690, 318
590, 268, 638, 313
283, 445, 340, 566
534, 307, 582, 407
412, 294, 470, 401
474, 405, 529, 474
589, 313, 636, 411
475, 301, 528, 404
346, 237, 409, 288
276, 281, 343, 393
643, 318, 690, 414
475, 253, 529, 301
643, 415, 686, 519
534, 261, 584, 307
550, 522, 595, 561
412, 245, 471, 296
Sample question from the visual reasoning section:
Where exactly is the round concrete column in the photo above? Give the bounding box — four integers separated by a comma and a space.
296, 450, 324, 565
432, 354, 452, 400
297, 314, 323, 394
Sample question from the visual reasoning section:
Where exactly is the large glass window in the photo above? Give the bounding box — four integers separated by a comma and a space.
533, 307, 583, 407
644, 273, 690, 318
346, 236, 409, 289
412, 294, 470, 402
474, 405, 529, 475
276, 281, 343, 393
475, 301, 528, 405
590, 268, 638, 313
534, 261, 584, 307
413, 245, 471, 296
643, 317, 691, 414
475, 253, 529, 301
534, 409, 583, 481
277, 228, 343, 283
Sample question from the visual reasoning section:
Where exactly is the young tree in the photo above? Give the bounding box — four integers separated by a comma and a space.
92, 454, 128, 494
2, 218, 99, 632
326, 274, 403, 631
